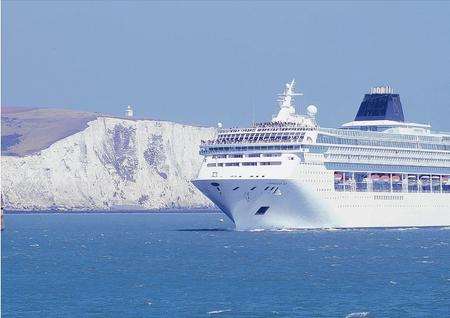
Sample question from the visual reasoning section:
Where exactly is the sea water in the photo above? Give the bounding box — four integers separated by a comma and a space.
2, 213, 449, 317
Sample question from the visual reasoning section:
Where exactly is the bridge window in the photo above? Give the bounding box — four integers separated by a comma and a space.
225, 162, 239, 167
262, 153, 281, 157
260, 161, 282, 166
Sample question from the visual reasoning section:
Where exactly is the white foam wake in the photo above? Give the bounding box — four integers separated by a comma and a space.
345, 312, 370, 318
208, 309, 231, 315
389, 227, 419, 231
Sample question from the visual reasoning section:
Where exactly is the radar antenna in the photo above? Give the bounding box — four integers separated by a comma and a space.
271, 79, 317, 127
277, 79, 303, 110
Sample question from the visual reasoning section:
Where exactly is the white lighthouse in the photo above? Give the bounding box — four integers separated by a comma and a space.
125, 105, 134, 117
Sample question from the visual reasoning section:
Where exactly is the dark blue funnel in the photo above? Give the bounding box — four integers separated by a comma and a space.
355, 93, 405, 122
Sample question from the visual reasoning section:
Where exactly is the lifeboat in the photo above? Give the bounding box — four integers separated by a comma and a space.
392, 175, 401, 182
420, 175, 430, 185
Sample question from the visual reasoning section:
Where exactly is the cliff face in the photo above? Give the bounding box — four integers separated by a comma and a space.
1, 117, 216, 211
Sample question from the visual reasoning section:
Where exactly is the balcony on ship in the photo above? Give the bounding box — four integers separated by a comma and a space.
200, 121, 317, 147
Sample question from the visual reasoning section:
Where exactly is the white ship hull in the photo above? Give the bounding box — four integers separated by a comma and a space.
193, 81, 450, 230
193, 177, 450, 230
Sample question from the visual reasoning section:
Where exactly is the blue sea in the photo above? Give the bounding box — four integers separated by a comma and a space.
2, 213, 450, 317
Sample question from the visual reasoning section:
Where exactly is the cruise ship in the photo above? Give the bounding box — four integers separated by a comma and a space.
193, 80, 450, 230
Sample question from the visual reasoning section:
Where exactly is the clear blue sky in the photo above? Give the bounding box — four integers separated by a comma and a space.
2, 1, 450, 130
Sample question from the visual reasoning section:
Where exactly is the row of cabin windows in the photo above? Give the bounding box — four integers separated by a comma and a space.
203, 131, 309, 145
223, 125, 314, 133
212, 153, 282, 159
203, 145, 301, 154
207, 161, 282, 167
334, 171, 450, 193
325, 146, 450, 159
317, 134, 450, 151
326, 154, 450, 165
320, 128, 445, 143
218, 132, 304, 139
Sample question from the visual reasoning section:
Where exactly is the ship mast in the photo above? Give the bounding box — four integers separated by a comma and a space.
273, 79, 303, 122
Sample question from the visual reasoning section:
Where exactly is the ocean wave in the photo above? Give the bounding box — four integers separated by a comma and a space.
345, 312, 370, 318
388, 227, 419, 231
208, 309, 231, 315
272, 228, 298, 232
318, 227, 369, 233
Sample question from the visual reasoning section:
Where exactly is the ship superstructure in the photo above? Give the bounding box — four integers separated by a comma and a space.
193, 80, 450, 230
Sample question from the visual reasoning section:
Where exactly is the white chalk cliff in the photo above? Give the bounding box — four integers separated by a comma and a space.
1, 116, 216, 211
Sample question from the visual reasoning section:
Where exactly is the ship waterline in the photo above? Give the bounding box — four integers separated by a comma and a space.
193, 80, 450, 230
193, 177, 450, 230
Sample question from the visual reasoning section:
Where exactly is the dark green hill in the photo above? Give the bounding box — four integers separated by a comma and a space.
1, 107, 99, 156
